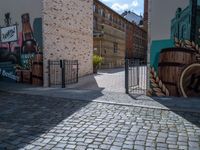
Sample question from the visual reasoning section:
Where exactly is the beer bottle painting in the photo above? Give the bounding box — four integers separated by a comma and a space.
21, 13, 37, 69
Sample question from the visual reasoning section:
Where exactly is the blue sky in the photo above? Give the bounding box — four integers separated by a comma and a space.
99, 0, 144, 16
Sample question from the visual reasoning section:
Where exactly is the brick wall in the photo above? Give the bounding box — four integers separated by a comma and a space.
42, 0, 93, 87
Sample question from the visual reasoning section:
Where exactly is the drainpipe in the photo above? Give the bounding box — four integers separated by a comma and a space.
100, 39, 102, 57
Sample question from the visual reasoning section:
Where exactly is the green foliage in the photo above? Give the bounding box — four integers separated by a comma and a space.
93, 55, 103, 69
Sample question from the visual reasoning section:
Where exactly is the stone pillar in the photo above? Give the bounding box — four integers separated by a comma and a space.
42, 0, 93, 87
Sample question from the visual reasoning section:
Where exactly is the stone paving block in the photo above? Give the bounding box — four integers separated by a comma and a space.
75, 145, 87, 150
66, 144, 76, 149
100, 144, 111, 150
88, 144, 99, 148
110, 145, 121, 150
134, 145, 145, 150
122, 144, 134, 149
0, 92, 200, 150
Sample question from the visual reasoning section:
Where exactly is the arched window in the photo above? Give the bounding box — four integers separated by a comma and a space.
181, 25, 187, 39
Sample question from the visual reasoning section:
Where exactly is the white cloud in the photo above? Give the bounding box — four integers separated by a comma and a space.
100, 0, 115, 2
100, 0, 144, 15
111, 3, 129, 12
131, 0, 139, 7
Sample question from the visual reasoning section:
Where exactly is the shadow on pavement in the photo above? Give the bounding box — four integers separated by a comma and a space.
0, 92, 93, 149
151, 96, 200, 128
98, 68, 124, 74
65, 74, 104, 91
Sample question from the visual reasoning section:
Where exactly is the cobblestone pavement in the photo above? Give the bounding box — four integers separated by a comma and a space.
65, 68, 125, 93
0, 92, 200, 150
1, 80, 200, 112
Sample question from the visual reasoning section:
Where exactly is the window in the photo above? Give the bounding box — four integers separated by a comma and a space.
181, 25, 187, 39
100, 9, 104, 16
93, 4, 96, 12
107, 13, 110, 19
113, 17, 116, 23
119, 20, 121, 26
109, 15, 112, 21
113, 42, 118, 53
93, 17, 98, 30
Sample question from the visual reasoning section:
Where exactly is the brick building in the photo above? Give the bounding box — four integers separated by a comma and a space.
126, 22, 147, 61
93, 0, 147, 68
93, 0, 126, 68
143, 0, 148, 32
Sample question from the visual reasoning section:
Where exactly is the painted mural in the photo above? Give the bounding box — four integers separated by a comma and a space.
148, 0, 200, 97
0, 12, 43, 85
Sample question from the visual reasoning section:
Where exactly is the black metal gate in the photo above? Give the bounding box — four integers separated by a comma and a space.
125, 59, 147, 97
48, 60, 78, 88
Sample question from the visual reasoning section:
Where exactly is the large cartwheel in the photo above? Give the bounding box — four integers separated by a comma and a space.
179, 63, 200, 98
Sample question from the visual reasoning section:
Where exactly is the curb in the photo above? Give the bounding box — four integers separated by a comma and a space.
1, 90, 200, 114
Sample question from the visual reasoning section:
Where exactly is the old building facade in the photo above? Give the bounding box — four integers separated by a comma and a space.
126, 22, 147, 61
93, 0, 126, 68
143, 0, 149, 32
93, 0, 147, 68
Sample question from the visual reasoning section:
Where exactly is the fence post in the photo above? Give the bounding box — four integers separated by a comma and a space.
125, 59, 129, 94
60, 60, 65, 88
48, 60, 51, 87
76, 60, 79, 83
137, 61, 139, 86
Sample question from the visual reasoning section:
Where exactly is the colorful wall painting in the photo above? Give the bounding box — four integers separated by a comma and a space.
148, 0, 200, 97
0, 0, 43, 84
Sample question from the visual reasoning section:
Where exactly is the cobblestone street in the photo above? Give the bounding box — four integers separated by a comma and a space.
0, 92, 200, 150
65, 68, 125, 93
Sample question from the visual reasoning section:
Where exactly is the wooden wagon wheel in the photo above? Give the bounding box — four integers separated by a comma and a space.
179, 63, 200, 98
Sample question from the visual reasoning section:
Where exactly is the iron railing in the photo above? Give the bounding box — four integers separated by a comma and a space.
125, 59, 147, 97
48, 60, 78, 88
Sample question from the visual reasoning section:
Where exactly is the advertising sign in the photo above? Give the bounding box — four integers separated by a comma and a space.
0, 25, 18, 43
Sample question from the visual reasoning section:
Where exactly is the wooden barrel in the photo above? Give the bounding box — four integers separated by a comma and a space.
32, 53, 43, 86
22, 70, 32, 84
16, 70, 22, 83
158, 47, 196, 96
0, 47, 9, 62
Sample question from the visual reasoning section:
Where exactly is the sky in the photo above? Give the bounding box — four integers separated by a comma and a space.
99, 0, 144, 16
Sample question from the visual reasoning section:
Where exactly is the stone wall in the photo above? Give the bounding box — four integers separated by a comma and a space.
42, 0, 93, 87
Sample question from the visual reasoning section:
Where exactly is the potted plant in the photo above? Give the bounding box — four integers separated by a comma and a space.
93, 55, 103, 73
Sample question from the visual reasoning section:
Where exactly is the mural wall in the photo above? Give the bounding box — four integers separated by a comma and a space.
148, 0, 200, 97
0, 0, 43, 85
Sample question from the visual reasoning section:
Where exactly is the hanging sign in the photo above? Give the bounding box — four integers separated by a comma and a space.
0, 25, 18, 43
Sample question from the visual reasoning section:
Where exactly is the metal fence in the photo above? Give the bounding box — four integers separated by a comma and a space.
48, 60, 78, 88
125, 59, 147, 97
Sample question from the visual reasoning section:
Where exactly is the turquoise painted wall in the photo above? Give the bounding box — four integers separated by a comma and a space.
33, 18, 43, 50
171, 6, 191, 40
196, 8, 200, 44
150, 39, 174, 71
198, 0, 200, 5
171, 1, 200, 45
